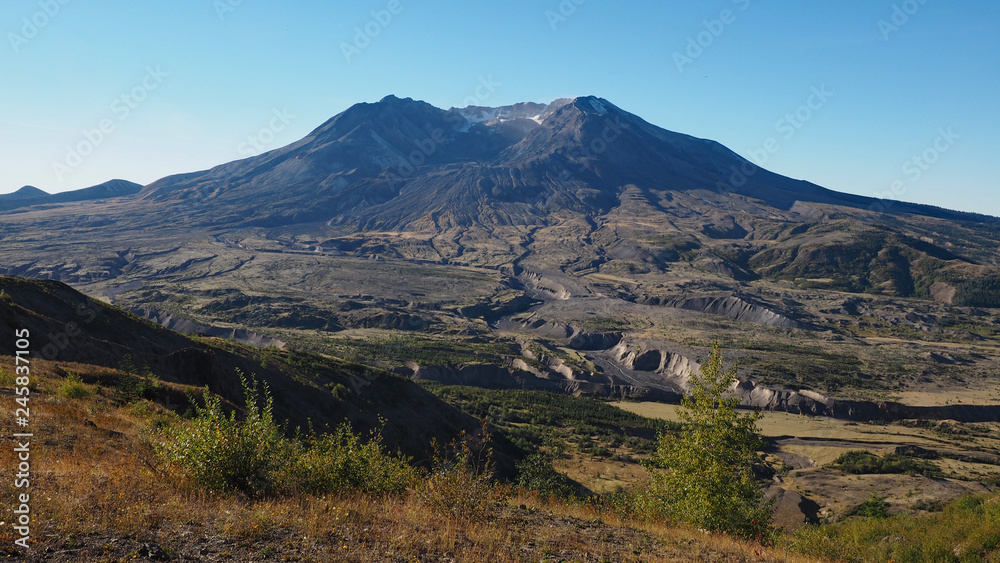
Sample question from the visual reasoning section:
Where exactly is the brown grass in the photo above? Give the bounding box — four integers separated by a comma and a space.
0, 358, 825, 562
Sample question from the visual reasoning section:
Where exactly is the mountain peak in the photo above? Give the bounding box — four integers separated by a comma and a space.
3, 185, 49, 199
568, 96, 615, 115
378, 94, 414, 104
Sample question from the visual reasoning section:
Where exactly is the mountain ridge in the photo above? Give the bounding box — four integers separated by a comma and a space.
0, 179, 142, 211
133, 95, 998, 231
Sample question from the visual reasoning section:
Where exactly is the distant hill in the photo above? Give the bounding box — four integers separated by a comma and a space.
0, 185, 49, 200
0, 179, 142, 211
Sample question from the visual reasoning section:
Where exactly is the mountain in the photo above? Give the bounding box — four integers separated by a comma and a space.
0, 179, 142, 211
50, 178, 143, 203
127, 95, 1000, 303
1, 95, 999, 415
137, 96, 996, 229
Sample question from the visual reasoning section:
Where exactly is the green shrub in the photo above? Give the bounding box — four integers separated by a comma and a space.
794, 493, 1000, 562
831, 450, 940, 478
159, 372, 294, 497
283, 422, 418, 495
116, 357, 163, 403
515, 453, 577, 500
160, 371, 417, 498
851, 493, 890, 519
58, 373, 92, 399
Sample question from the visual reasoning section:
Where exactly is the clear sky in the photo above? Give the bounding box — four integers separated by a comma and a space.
2, 0, 998, 216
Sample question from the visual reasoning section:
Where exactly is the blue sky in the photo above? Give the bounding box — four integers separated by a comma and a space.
2, 0, 998, 216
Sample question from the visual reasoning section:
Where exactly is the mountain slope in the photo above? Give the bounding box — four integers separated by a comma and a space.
0, 185, 48, 200
0, 275, 501, 463
121, 96, 1000, 303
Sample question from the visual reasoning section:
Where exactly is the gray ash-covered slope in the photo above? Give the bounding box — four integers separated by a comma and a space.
137, 95, 997, 231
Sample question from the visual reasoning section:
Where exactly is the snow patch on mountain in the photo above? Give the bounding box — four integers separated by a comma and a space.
589, 98, 608, 114
451, 98, 573, 131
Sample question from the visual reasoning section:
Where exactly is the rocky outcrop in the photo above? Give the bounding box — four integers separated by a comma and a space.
735, 378, 1000, 422
568, 330, 624, 351
639, 294, 813, 330
399, 361, 673, 400
608, 342, 697, 386
736, 380, 837, 416
508, 316, 623, 351
518, 271, 571, 300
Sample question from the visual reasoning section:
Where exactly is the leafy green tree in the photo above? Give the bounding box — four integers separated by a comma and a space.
645, 342, 773, 542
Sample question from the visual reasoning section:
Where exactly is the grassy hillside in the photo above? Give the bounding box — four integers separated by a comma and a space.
0, 275, 500, 465
0, 357, 823, 562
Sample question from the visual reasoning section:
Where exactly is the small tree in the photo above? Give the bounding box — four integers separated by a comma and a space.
645, 342, 773, 542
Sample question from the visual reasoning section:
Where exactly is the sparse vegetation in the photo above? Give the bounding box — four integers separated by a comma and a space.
831, 450, 941, 478
415, 427, 510, 522
424, 384, 675, 456
159, 371, 416, 497
515, 453, 578, 500
323, 334, 521, 368
795, 493, 1000, 562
